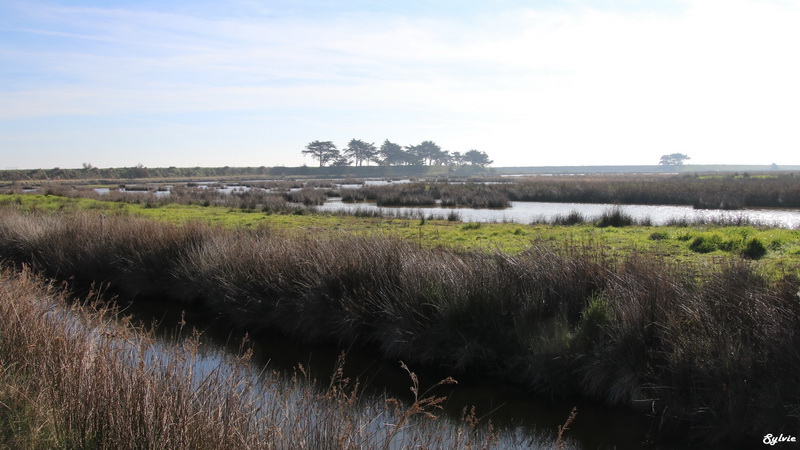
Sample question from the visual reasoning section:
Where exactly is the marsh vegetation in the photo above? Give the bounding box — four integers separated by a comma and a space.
2, 267, 566, 449
7, 171, 800, 210
0, 199, 798, 447
2, 174, 799, 447
6, 173, 800, 231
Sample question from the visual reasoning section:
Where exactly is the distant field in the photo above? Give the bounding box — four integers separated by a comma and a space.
4, 163, 800, 183
495, 164, 800, 174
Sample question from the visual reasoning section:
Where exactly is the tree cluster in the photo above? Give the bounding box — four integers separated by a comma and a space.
302, 139, 493, 168
659, 153, 690, 166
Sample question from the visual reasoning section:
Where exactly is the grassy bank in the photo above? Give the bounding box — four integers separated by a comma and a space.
0, 205, 798, 446
0, 267, 563, 449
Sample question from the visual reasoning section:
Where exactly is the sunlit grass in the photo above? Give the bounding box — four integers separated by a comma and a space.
3, 193, 800, 271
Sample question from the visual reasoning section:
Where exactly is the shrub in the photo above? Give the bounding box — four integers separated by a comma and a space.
689, 235, 723, 253
649, 232, 669, 241
553, 210, 586, 226
741, 237, 768, 259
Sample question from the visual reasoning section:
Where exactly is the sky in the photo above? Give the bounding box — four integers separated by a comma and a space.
1, 0, 799, 169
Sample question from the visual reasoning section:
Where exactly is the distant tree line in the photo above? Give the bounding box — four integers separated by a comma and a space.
0, 165, 274, 182
302, 139, 493, 168
0, 163, 489, 182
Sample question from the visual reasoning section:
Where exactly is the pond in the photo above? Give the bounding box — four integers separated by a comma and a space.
93, 187, 172, 197
317, 199, 800, 228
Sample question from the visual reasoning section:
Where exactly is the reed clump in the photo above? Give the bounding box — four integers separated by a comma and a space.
506, 173, 800, 208
283, 187, 328, 206
551, 210, 586, 226
438, 184, 510, 208
342, 182, 510, 208
0, 207, 798, 446
371, 183, 438, 207
595, 207, 637, 227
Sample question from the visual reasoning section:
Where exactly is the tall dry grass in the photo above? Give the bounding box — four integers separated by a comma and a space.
0, 207, 798, 445
0, 267, 564, 449
0, 266, 273, 449
506, 174, 800, 209
341, 182, 510, 208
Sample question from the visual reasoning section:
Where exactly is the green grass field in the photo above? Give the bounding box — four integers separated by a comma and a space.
5, 193, 799, 271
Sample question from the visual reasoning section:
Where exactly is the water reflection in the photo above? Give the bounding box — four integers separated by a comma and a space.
318, 199, 800, 228
122, 301, 669, 450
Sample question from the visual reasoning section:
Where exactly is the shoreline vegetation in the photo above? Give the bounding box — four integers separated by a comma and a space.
1, 188, 799, 447
5, 171, 800, 210
0, 267, 563, 449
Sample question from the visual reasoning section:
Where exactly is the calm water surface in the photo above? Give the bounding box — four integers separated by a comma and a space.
318, 199, 800, 228
129, 302, 668, 450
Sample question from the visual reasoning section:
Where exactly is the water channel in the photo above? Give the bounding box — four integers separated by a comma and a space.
128, 300, 672, 450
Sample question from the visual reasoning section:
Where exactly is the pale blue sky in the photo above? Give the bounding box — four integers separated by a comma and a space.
1, 0, 799, 169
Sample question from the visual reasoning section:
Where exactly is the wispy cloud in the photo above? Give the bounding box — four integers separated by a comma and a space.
1, 0, 799, 167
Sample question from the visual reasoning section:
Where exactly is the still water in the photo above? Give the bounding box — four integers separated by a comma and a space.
127, 302, 668, 450
318, 199, 800, 228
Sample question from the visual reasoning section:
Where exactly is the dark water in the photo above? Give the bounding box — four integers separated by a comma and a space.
245, 333, 664, 449
124, 300, 679, 450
